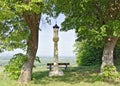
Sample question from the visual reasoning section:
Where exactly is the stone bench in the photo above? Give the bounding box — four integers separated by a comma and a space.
47, 63, 70, 71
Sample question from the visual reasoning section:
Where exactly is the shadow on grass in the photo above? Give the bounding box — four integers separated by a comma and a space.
32, 66, 120, 85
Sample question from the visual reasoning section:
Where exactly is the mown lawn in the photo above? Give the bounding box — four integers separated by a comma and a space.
0, 66, 120, 86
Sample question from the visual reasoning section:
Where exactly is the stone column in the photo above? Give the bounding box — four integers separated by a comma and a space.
49, 24, 64, 76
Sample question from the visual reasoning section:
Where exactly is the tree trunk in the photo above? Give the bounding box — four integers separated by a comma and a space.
18, 12, 40, 83
101, 37, 118, 72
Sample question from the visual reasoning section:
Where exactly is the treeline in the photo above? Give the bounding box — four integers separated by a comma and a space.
75, 40, 120, 66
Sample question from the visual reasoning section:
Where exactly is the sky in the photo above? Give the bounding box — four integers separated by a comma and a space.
0, 14, 76, 57
37, 14, 76, 56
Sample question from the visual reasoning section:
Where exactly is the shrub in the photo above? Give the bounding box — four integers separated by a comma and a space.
75, 40, 120, 66
4, 53, 28, 79
75, 41, 102, 66
4, 53, 40, 80
100, 65, 120, 81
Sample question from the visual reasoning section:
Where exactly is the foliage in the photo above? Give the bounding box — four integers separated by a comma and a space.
14, 0, 43, 14
35, 56, 41, 63
4, 53, 41, 80
100, 65, 120, 81
51, 0, 120, 38
4, 53, 28, 79
0, 19, 29, 52
0, 1, 29, 52
0, 0, 44, 52
0, 0, 16, 21
75, 41, 103, 66
75, 39, 120, 66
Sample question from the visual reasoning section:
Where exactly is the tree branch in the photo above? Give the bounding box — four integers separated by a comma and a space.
104, 0, 120, 22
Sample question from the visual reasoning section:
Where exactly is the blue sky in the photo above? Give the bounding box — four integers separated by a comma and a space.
0, 14, 76, 57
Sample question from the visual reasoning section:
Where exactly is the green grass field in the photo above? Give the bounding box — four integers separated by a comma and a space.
0, 56, 120, 86
0, 66, 120, 86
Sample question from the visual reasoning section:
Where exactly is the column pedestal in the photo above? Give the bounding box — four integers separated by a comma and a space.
49, 69, 64, 77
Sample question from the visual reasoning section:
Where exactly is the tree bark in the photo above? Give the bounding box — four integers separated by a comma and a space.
18, 12, 41, 83
101, 37, 118, 72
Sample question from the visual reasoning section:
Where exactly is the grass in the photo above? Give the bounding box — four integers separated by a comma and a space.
1, 55, 120, 86
0, 66, 120, 86
32, 66, 120, 86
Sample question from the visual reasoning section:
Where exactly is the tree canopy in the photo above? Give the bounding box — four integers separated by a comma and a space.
0, 0, 44, 52
51, 0, 120, 41
50, 0, 120, 73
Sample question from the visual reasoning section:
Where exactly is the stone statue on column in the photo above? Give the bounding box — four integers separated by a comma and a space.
49, 24, 64, 76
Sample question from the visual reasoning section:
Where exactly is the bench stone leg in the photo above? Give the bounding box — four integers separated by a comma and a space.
50, 65, 52, 71
65, 65, 67, 70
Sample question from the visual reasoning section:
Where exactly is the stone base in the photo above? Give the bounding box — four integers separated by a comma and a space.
49, 70, 64, 77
